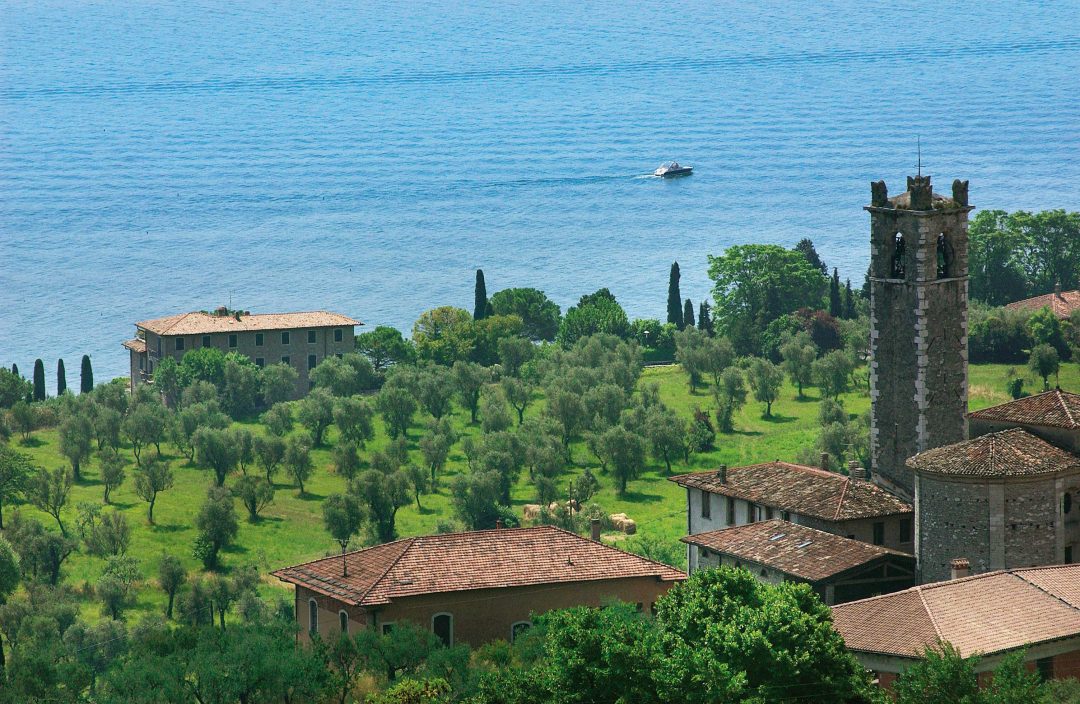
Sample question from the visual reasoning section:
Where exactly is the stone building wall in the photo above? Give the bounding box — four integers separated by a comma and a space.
915, 473, 992, 583
1003, 479, 1058, 568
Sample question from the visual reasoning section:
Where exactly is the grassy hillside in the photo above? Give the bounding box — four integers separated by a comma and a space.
8, 360, 1074, 621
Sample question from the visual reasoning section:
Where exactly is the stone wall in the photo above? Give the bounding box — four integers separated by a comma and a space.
916, 473, 992, 583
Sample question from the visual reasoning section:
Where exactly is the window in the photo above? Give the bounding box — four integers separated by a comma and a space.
726, 497, 735, 526
765, 506, 774, 520
890, 234, 906, 278
760, 569, 768, 578
335, 328, 343, 342
1036, 657, 1054, 681
431, 613, 452, 646
202, 335, 211, 347
381, 623, 395, 635
698, 546, 708, 560
936, 234, 951, 278
282, 331, 290, 345
255, 358, 264, 368
339, 610, 349, 633
511, 621, 531, 643
873, 522, 885, 546
308, 354, 317, 370
175, 337, 185, 351
308, 330, 316, 344
900, 518, 912, 543
308, 599, 318, 635
1066, 492, 1073, 515
228, 334, 237, 348
701, 491, 711, 519
748, 504, 757, 523
781, 511, 791, 521
255, 333, 264, 347
281, 356, 290, 365
139, 357, 145, 371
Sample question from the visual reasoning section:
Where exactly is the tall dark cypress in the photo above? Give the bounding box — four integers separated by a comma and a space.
56, 359, 66, 396
667, 262, 683, 328
11, 363, 18, 377
81, 355, 94, 393
32, 359, 45, 401
843, 280, 855, 319
698, 301, 713, 336
829, 268, 842, 317
473, 269, 488, 321
683, 299, 695, 329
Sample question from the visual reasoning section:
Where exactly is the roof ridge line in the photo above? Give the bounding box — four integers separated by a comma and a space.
545, 524, 685, 576
357, 537, 417, 606
1059, 390, 1078, 427
916, 586, 944, 643
833, 476, 850, 521
1014, 568, 1080, 614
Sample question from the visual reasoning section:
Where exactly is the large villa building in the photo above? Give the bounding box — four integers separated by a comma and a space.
124, 308, 359, 399
272, 525, 685, 647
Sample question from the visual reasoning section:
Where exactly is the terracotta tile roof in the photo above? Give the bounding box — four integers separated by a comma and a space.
670, 462, 912, 522
681, 520, 913, 582
906, 427, 1080, 478
136, 310, 360, 336
271, 525, 686, 607
122, 338, 147, 354
1006, 289, 1080, 318
833, 565, 1080, 658
967, 389, 1080, 430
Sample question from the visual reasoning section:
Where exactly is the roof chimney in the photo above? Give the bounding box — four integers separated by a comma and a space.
820, 452, 830, 471
1056, 281, 1063, 297
716, 464, 727, 483
495, 519, 504, 530
590, 518, 601, 542
950, 558, 971, 580
848, 460, 867, 480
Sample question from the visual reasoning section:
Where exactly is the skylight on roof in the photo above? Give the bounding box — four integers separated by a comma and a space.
769, 533, 786, 541
796, 541, 813, 548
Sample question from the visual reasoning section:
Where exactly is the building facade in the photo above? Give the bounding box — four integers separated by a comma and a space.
124, 309, 359, 399
272, 526, 685, 648
867, 175, 972, 499
671, 461, 914, 561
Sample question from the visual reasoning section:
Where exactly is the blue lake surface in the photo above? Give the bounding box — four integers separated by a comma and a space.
2, 1, 1080, 386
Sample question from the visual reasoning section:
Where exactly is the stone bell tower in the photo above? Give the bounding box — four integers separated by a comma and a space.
866, 175, 973, 499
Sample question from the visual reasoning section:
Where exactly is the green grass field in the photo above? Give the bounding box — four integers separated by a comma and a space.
9, 360, 1074, 621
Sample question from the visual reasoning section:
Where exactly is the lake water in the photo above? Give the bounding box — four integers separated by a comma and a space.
2, 0, 1080, 387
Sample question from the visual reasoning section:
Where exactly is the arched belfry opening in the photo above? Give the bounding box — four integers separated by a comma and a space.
891, 234, 907, 279
936, 234, 951, 278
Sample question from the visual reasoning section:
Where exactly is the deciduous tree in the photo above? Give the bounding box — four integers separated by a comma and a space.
490, 287, 561, 342
133, 458, 173, 524
29, 466, 72, 536
232, 475, 274, 521
194, 486, 238, 570
193, 427, 239, 486
284, 433, 314, 496
323, 493, 364, 577
157, 554, 186, 620
0, 445, 32, 529
748, 358, 784, 418
356, 326, 416, 371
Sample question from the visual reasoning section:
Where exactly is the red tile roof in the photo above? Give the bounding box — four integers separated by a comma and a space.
122, 338, 147, 354
681, 520, 913, 582
670, 462, 911, 522
833, 565, 1080, 658
1006, 290, 1080, 318
967, 389, 1080, 430
906, 427, 1080, 478
136, 310, 360, 336
271, 526, 686, 607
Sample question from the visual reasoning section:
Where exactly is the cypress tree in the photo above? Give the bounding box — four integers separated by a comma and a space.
473, 269, 488, 321
683, 299, 695, 329
829, 268, 842, 317
843, 280, 856, 319
81, 355, 94, 393
10, 363, 17, 377
698, 301, 713, 336
32, 359, 45, 401
56, 359, 66, 396
667, 262, 683, 328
